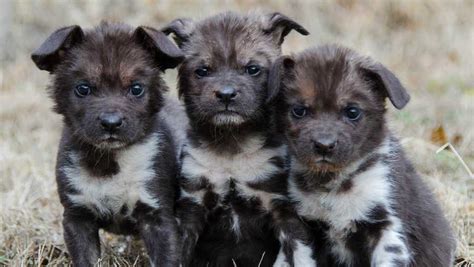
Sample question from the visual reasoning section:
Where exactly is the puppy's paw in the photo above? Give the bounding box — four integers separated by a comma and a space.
273, 249, 291, 267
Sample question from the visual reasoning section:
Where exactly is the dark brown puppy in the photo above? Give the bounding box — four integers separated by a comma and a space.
269, 45, 456, 266
162, 12, 311, 267
32, 22, 183, 266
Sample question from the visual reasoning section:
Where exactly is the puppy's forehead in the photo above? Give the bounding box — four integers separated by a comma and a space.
186, 13, 279, 65
291, 47, 374, 108
67, 26, 154, 85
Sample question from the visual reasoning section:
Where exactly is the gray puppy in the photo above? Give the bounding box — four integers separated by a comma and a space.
163, 11, 311, 267
269, 45, 456, 266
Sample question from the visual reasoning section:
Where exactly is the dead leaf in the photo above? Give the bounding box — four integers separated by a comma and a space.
430, 125, 448, 145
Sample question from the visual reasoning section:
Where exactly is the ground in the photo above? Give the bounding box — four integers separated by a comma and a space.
0, 0, 472, 266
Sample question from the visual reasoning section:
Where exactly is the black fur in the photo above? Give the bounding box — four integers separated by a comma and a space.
32, 22, 183, 266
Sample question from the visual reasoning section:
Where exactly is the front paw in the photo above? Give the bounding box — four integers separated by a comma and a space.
273, 249, 291, 267
372, 245, 410, 267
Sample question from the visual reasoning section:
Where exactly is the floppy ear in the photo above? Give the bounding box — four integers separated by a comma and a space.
361, 62, 410, 109
134, 26, 184, 70
264, 12, 309, 45
267, 56, 295, 104
31, 25, 84, 72
161, 18, 194, 47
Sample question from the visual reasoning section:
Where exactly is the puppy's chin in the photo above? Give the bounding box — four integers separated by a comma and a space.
90, 135, 129, 150
95, 140, 127, 150
211, 112, 245, 126
303, 157, 344, 174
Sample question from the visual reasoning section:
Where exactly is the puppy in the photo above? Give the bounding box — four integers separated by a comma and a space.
162, 12, 311, 266
31, 22, 184, 266
269, 45, 456, 266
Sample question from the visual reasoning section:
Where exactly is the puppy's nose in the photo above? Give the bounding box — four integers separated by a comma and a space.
215, 86, 237, 104
99, 112, 123, 131
313, 138, 337, 155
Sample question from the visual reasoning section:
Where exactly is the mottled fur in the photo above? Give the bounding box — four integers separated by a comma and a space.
32, 22, 183, 266
162, 12, 310, 266
270, 45, 456, 266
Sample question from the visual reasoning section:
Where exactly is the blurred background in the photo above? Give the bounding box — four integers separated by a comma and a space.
0, 0, 472, 265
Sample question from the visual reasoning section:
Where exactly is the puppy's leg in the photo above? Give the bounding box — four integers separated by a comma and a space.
272, 199, 316, 267
63, 211, 100, 267
176, 196, 207, 267
138, 206, 180, 267
371, 217, 410, 267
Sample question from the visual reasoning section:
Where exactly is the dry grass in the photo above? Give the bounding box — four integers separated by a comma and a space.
0, 0, 472, 266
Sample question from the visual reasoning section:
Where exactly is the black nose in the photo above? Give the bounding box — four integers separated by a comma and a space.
313, 137, 337, 155
99, 112, 123, 131
216, 86, 237, 104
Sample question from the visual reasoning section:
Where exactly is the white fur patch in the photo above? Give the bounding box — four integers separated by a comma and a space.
273, 249, 290, 267
231, 209, 241, 239
181, 136, 285, 197
289, 138, 409, 265
212, 113, 245, 126
291, 159, 391, 230
62, 134, 161, 216
293, 240, 317, 267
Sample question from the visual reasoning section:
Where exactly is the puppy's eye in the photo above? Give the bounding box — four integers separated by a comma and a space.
195, 67, 210, 78
245, 65, 261, 76
291, 106, 307, 118
344, 106, 362, 121
129, 83, 145, 97
74, 84, 91, 97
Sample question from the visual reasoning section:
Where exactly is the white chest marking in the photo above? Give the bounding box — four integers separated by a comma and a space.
63, 134, 161, 216
290, 140, 392, 231
291, 160, 391, 231
289, 139, 408, 265
181, 136, 285, 200
290, 160, 391, 265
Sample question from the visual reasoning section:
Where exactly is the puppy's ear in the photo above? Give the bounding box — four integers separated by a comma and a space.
267, 56, 295, 104
161, 18, 194, 47
31, 25, 84, 72
264, 12, 309, 45
134, 26, 184, 70
361, 62, 410, 109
